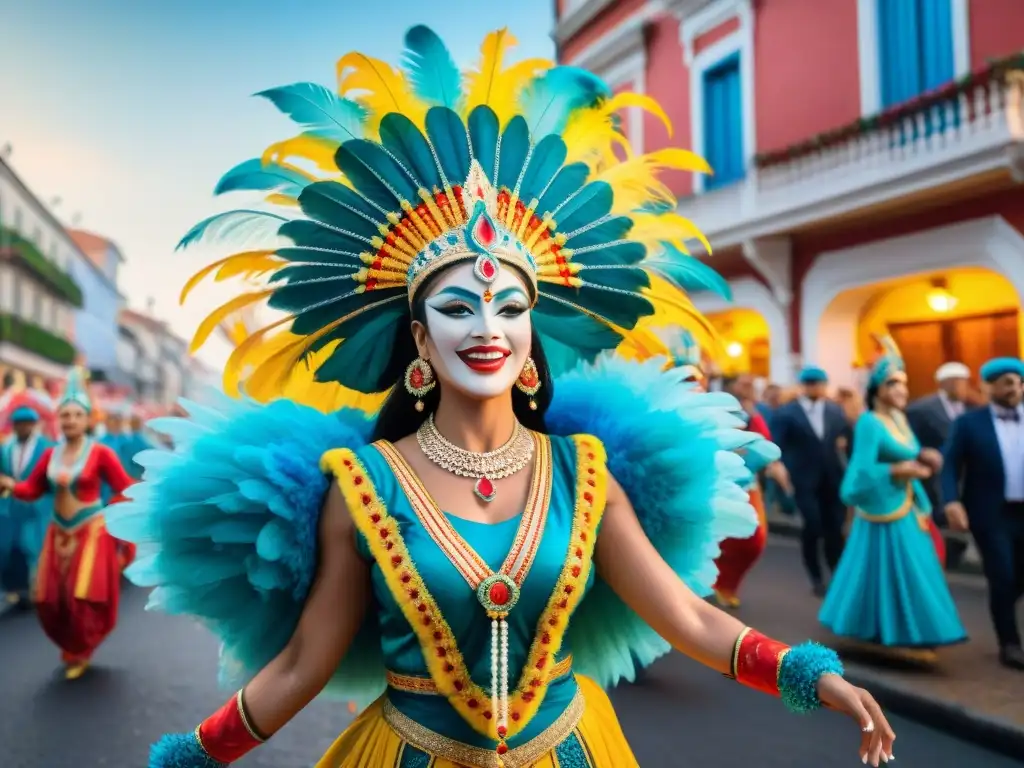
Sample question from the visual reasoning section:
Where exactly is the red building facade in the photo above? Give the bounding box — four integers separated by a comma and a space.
557, 0, 1024, 391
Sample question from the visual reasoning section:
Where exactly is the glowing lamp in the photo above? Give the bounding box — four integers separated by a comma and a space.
926, 283, 958, 313
726, 341, 743, 358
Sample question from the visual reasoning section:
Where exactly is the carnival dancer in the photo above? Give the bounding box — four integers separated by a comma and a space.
0, 405, 52, 607
0, 368, 135, 679
771, 366, 848, 596
716, 372, 793, 608
108, 26, 895, 767
819, 337, 966, 661
941, 357, 1024, 671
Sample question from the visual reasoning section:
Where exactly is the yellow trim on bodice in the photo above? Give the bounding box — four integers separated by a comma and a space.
321, 435, 607, 742
387, 654, 575, 695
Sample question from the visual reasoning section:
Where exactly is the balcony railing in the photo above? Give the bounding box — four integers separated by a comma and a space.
0, 226, 84, 307
680, 53, 1024, 250
0, 313, 77, 365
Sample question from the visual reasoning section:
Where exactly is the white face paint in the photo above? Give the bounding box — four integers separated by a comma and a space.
419, 262, 533, 402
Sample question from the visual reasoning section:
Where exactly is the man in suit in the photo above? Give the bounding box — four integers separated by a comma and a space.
942, 357, 1024, 670
908, 362, 972, 568
770, 366, 848, 596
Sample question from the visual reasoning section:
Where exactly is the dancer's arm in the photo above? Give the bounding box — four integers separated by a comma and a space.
150, 482, 371, 766
0, 448, 53, 501
96, 444, 135, 501
596, 475, 895, 766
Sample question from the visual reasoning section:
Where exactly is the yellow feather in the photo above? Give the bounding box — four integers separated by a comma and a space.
598, 149, 711, 215
179, 251, 281, 305
222, 313, 297, 397
336, 52, 427, 133
463, 29, 551, 126
265, 193, 299, 207
617, 275, 723, 362
629, 212, 712, 255
262, 134, 342, 174
561, 108, 627, 169
189, 290, 273, 355
602, 92, 673, 136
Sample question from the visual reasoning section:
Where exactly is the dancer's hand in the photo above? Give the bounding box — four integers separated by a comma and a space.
917, 448, 943, 472
943, 502, 969, 531
891, 461, 930, 480
0, 475, 14, 493
816, 674, 896, 765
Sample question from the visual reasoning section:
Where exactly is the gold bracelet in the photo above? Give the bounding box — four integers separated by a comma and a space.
730, 627, 751, 679
236, 690, 268, 743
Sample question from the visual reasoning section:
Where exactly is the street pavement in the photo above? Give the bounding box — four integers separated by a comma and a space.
0, 543, 1020, 768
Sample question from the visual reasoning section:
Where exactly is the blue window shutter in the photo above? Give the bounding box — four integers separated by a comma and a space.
878, 0, 923, 107
702, 53, 744, 191
920, 0, 954, 89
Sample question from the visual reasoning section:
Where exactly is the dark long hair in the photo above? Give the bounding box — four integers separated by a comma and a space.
865, 381, 880, 412
371, 278, 554, 443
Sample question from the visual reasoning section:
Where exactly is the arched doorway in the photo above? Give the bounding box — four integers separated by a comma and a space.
693, 277, 792, 383
801, 216, 1024, 389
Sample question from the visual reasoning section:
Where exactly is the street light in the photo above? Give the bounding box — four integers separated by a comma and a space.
726, 341, 744, 358
926, 278, 958, 313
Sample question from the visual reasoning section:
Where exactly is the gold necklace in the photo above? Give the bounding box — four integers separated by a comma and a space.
416, 414, 534, 502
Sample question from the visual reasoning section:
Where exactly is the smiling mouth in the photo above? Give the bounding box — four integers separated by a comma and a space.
457, 346, 511, 373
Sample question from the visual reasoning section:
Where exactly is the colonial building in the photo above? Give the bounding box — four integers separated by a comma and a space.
558, 0, 1024, 397
0, 156, 82, 386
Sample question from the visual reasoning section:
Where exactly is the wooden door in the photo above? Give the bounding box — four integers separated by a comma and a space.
888, 321, 944, 400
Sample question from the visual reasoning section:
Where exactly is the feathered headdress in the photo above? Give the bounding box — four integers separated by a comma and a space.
869, 334, 906, 389
179, 26, 728, 399
59, 367, 92, 413
655, 326, 704, 378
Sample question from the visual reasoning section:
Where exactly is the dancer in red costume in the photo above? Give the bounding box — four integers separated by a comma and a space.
0, 368, 134, 680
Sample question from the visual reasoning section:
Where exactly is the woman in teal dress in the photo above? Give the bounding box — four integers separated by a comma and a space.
106, 25, 897, 768
819, 336, 967, 655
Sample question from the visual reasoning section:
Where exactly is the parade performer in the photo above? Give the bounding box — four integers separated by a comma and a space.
0, 368, 135, 679
819, 337, 966, 659
941, 357, 1024, 671
0, 404, 52, 606
108, 27, 894, 767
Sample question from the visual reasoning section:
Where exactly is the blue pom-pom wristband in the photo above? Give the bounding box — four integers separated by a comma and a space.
778, 641, 844, 714
149, 731, 228, 768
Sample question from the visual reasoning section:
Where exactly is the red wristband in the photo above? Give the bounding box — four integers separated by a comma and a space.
732, 627, 790, 697
196, 690, 267, 764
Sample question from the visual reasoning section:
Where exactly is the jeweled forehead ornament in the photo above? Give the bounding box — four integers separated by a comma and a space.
405, 161, 539, 304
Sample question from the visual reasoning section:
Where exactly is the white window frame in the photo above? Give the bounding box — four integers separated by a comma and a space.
856, 0, 971, 116
679, 0, 755, 194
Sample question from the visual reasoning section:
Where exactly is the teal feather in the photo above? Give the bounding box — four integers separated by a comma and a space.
256, 83, 366, 143
467, 106, 500, 182
267, 266, 367, 332
425, 107, 471, 186
576, 240, 647, 268
214, 159, 311, 198
563, 215, 632, 250
536, 163, 590, 216
402, 26, 463, 110
496, 116, 530, 190
542, 281, 651, 329
379, 114, 442, 190
335, 140, 417, 211
518, 134, 567, 202
278, 219, 372, 256
534, 311, 622, 354
176, 210, 288, 251
296, 181, 387, 241
313, 306, 406, 392
555, 181, 613, 232
519, 66, 611, 138
645, 243, 733, 299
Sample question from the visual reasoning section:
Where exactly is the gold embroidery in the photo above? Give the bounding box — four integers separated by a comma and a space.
322, 436, 607, 741
73, 516, 104, 599
387, 655, 575, 695
382, 687, 585, 768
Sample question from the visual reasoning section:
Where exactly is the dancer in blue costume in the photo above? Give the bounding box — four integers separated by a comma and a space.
120, 408, 152, 480
819, 336, 966, 659
107, 26, 896, 768
0, 405, 52, 606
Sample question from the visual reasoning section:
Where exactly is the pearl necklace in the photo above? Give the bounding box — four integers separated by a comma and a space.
416, 415, 534, 503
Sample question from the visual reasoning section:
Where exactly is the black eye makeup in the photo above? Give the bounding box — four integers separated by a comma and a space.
434, 301, 474, 316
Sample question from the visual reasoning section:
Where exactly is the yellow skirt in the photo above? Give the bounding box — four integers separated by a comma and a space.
316, 675, 638, 768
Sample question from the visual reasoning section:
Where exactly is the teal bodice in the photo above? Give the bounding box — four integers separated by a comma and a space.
841, 412, 930, 518
342, 433, 601, 750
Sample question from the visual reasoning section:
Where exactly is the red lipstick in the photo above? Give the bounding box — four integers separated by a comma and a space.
456, 345, 511, 373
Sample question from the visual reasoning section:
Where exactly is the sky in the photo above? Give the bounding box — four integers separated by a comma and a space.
0, 0, 555, 368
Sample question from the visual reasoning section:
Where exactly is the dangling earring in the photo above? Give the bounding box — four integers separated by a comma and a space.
405, 357, 436, 412
516, 357, 541, 411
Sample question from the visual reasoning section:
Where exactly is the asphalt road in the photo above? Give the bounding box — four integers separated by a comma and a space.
0, 548, 1019, 768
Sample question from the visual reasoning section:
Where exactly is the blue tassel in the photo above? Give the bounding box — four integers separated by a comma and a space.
149, 732, 226, 768
778, 642, 845, 714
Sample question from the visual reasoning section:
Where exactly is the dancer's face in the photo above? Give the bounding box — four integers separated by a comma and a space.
880, 372, 909, 410
59, 404, 89, 439
414, 262, 532, 402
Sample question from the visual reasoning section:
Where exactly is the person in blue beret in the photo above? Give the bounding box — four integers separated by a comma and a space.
0, 404, 53, 608
820, 336, 966, 660
941, 355, 1024, 670
770, 364, 849, 596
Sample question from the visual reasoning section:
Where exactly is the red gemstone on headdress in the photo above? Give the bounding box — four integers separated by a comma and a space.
480, 258, 496, 279
489, 581, 510, 606
475, 215, 496, 247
